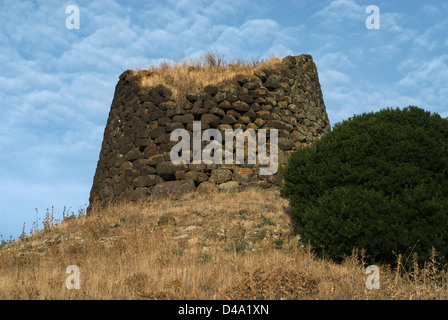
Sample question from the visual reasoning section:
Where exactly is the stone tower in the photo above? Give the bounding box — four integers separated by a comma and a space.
87, 54, 330, 212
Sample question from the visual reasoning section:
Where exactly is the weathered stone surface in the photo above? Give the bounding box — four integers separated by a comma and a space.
143, 145, 161, 158
112, 182, 127, 196
166, 122, 184, 132
155, 133, 171, 144
133, 187, 150, 201
149, 126, 166, 139
264, 74, 282, 90
204, 84, 218, 96
147, 154, 164, 166
244, 179, 272, 189
210, 107, 225, 117
232, 101, 249, 112
151, 180, 196, 201
175, 170, 186, 180
238, 94, 254, 104
201, 113, 221, 126
238, 116, 252, 125
185, 171, 208, 183
265, 97, 277, 107
135, 138, 151, 148
278, 138, 297, 150
196, 181, 217, 193
218, 181, 240, 192
265, 120, 294, 132
246, 123, 258, 131
133, 175, 163, 188
203, 100, 217, 109
119, 161, 133, 172
227, 109, 241, 118
254, 118, 265, 127
186, 92, 199, 102
210, 168, 232, 184
289, 131, 302, 142
125, 148, 143, 161
217, 100, 232, 110
222, 115, 237, 124
99, 185, 113, 201
256, 110, 271, 120
173, 114, 194, 124
147, 110, 166, 122
156, 161, 188, 179
233, 168, 255, 183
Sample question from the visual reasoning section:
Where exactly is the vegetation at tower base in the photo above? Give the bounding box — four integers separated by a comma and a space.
280, 106, 448, 266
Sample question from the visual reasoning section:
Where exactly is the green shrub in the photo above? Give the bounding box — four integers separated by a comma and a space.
280, 106, 448, 265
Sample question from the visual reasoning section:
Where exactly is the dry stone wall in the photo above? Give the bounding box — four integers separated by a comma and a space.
88, 54, 330, 212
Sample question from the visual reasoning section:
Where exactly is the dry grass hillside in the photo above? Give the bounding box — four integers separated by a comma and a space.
1, 187, 448, 300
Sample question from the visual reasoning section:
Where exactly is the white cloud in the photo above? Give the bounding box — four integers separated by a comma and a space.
380, 12, 404, 33
422, 5, 441, 16
368, 43, 399, 57
317, 52, 355, 70
397, 55, 448, 87
322, 51, 448, 127
324, 81, 426, 127
311, 0, 365, 28
320, 69, 351, 86
411, 18, 448, 53
208, 19, 302, 60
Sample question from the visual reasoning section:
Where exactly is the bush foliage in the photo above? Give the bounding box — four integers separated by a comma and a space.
280, 106, 448, 265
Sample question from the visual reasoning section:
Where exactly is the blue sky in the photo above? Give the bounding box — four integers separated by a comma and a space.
1, 0, 447, 240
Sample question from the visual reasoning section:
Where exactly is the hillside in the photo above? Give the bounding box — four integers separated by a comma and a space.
1, 187, 447, 300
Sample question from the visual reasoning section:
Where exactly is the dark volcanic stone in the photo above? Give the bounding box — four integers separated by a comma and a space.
151, 180, 196, 201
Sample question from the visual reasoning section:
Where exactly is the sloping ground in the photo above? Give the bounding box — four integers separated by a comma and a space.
1, 188, 447, 299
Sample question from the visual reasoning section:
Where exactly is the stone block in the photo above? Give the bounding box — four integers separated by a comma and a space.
218, 181, 240, 192
210, 168, 232, 184
233, 168, 255, 183
151, 180, 196, 201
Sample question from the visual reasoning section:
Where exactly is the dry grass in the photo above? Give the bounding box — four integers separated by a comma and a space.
1, 188, 448, 300
132, 51, 282, 106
